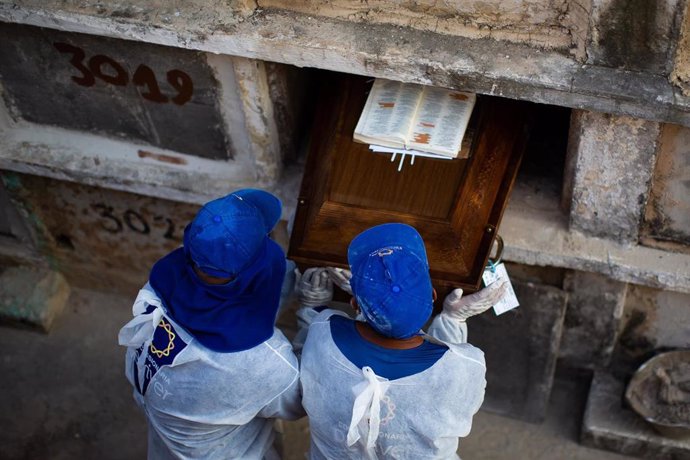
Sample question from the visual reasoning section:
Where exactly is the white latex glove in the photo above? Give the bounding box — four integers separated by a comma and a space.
442, 281, 509, 321
296, 267, 333, 307
326, 267, 353, 295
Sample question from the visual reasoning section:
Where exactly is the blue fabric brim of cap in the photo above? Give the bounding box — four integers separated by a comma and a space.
233, 189, 282, 234
348, 223, 429, 270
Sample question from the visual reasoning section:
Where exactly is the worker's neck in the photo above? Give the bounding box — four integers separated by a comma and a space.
355, 322, 424, 349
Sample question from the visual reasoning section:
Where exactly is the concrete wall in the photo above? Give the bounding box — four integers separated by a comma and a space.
617, 284, 690, 369
672, 1, 690, 95
0, 21, 307, 291
587, 0, 685, 74
0, 25, 304, 209
506, 261, 689, 376
559, 271, 626, 368
259, 0, 587, 55
0, 171, 199, 292
563, 110, 659, 243
0, 23, 231, 160
642, 123, 690, 251
0, 1, 686, 300
3, 1, 690, 127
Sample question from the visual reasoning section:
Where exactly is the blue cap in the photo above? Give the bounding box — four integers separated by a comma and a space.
348, 223, 433, 339
183, 189, 282, 278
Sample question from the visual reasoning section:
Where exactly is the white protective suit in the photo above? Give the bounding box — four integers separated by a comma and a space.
300, 309, 486, 460
119, 284, 303, 460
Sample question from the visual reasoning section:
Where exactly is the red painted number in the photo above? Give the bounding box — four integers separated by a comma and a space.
53, 42, 194, 105
167, 69, 193, 105
133, 64, 168, 103
53, 42, 95, 87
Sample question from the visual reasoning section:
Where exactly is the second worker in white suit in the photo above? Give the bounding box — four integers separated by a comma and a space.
296, 223, 507, 460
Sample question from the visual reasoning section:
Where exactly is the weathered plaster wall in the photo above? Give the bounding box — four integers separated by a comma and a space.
0, 20, 308, 194
2, 0, 591, 55
2, 0, 256, 30
0, 181, 33, 244
559, 271, 626, 368
0, 4, 687, 296
504, 179, 690, 294
643, 123, 690, 251
231, 57, 282, 183
266, 62, 311, 163
617, 284, 690, 368
587, 0, 684, 74
259, 0, 587, 55
563, 110, 659, 243
0, 1, 687, 292
671, 2, 690, 95
0, 171, 199, 292
0, 175, 43, 267
0, 27, 298, 208
3, 1, 690, 127
0, 22, 231, 160
469, 279, 568, 423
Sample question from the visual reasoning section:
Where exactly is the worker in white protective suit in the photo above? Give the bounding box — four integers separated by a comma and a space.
118, 189, 304, 460
296, 223, 508, 460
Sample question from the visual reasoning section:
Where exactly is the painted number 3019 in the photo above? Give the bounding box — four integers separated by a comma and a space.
53, 42, 193, 105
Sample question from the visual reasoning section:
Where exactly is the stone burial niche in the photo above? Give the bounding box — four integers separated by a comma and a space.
287, 69, 572, 424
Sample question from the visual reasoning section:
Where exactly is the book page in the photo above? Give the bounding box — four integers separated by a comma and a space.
353, 79, 424, 148
406, 86, 476, 157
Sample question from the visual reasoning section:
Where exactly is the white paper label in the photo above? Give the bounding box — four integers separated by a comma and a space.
482, 263, 520, 315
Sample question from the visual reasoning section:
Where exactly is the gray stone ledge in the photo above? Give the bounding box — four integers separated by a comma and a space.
501, 185, 690, 294
0, 121, 303, 221
1, 4, 690, 126
0, 123, 263, 204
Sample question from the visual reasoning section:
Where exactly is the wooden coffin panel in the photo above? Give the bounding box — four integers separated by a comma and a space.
289, 73, 530, 291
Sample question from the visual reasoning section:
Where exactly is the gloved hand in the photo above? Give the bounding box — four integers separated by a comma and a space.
326, 267, 353, 295
296, 267, 334, 307
442, 281, 508, 321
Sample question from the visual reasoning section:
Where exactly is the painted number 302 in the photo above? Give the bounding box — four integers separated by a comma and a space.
53, 42, 193, 105
92, 204, 178, 240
